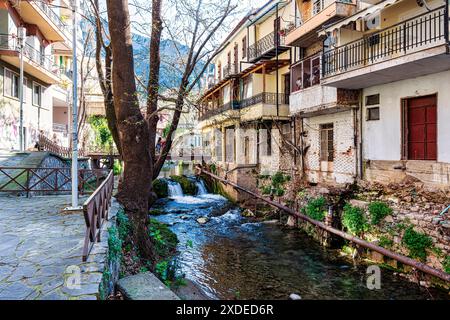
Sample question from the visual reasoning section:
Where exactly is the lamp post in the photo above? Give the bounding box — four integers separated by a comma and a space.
70, 0, 80, 209
18, 26, 25, 152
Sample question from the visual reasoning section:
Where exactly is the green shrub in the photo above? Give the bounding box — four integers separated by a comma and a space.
107, 226, 122, 261
152, 179, 168, 198
170, 175, 198, 195
402, 227, 433, 261
302, 197, 327, 221
368, 201, 392, 225
148, 218, 179, 259
113, 160, 123, 176
149, 209, 165, 216
379, 235, 394, 248
116, 209, 130, 240
443, 256, 450, 274
342, 204, 368, 236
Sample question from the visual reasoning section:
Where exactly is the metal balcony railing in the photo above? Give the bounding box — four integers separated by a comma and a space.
199, 100, 241, 121
323, 6, 448, 77
240, 92, 289, 109
0, 34, 61, 77
223, 63, 239, 78
33, 0, 71, 36
248, 31, 286, 62
53, 123, 68, 133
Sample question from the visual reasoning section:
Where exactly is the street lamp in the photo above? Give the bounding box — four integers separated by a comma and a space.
69, 0, 80, 209
18, 26, 25, 152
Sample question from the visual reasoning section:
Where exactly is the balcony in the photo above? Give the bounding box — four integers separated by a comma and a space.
322, 6, 450, 89
0, 34, 61, 84
240, 92, 290, 122
223, 63, 239, 78
199, 101, 241, 122
248, 31, 290, 63
286, 1, 356, 47
13, 0, 71, 42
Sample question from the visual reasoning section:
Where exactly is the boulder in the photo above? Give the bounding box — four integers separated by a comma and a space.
289, 293, 302, 300
197, 217, 209, 225
117, 272, 180, 300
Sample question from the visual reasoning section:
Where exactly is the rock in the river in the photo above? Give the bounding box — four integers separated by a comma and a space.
262, 219, 279, 225
242, 209, 256, 217
180, 215, 189, 220
289, 293, 302, 300
197, 217, 209, 225
117, 272, 180, 300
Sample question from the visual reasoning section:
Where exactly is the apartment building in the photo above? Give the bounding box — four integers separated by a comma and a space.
198, 0, 296, 195
320, 0, 450, 188
0, 0, 74, 150
285, 0, 360, 185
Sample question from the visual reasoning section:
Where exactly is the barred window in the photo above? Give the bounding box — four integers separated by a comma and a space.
320, 123, 334, 162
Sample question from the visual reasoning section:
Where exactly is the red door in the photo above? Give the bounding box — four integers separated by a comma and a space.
407, 95, 437, 160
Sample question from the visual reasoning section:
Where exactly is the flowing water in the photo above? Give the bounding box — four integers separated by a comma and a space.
152, 182, 449, 300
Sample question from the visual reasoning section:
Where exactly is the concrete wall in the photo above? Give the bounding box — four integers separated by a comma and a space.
362, 70, 450, 163
0, 61, 53, 150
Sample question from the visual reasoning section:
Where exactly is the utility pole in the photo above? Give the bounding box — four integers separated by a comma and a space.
69, 0, 80, 209
18, 26, 25, 152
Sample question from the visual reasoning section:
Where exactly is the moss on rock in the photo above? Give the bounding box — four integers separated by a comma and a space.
170, 175, 198, 195
153, 179, 169, 198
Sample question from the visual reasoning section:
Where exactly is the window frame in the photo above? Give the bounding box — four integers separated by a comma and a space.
291, 53, 321, 93
32, 82, 43, 107
320, 123, 334, 162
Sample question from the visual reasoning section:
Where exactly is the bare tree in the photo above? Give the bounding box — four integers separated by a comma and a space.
87, 0, 237, 264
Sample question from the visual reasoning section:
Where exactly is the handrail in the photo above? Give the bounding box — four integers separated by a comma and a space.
38, 134, 86, 158
82, 170, 114, 261
198, 166, 450, 283
323, 6, 447, 77
248, 31, 286, 61
0, 167, 109, 196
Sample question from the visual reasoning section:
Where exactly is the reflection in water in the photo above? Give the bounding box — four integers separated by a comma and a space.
153, 192, 449, 300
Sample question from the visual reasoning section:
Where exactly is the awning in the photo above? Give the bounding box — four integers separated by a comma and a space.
319, 0, 403, 35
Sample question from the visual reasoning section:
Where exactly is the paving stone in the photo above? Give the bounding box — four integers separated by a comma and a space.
0, 196, 119, 300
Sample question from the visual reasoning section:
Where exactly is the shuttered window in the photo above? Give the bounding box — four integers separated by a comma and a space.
320, 123, 334, 162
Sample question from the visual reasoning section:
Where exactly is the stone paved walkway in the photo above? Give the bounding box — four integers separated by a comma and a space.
0, 195, 117, 300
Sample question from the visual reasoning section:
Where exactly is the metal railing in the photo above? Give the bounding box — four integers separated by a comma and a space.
33, 0, 72, 36
0, 34, 61, 77
248, 31, 286, 61
323, 6, 447, 77
223, 63, 239, 78
0, 167, 110, 196
240, 92, 289, 109
82, 170, 114, 261
53, 123, 68, 133
38, 134, 86, 158
198, 93, 289, 121
199, 100, 240, 121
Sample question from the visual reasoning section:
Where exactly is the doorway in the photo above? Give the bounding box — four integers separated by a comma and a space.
403, 95, 437, 160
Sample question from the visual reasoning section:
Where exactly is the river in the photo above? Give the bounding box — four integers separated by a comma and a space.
152, 180, 449, 300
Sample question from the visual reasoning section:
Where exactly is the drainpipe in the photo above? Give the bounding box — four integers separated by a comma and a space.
445, 0, 450, 52
358, 90, 364, 180
276, 3, 279, 117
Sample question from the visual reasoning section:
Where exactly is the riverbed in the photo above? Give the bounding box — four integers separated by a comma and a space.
152, 186, 449, 300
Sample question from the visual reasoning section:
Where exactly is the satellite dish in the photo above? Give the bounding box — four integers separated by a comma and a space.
366, 13, 381, 30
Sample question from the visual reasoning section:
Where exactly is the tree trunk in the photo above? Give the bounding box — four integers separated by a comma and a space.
106, 0, 156, 265
147, 0, 163, 167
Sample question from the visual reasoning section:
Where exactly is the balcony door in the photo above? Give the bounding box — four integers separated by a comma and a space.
274, 17, 281, 46
404, 95, 437, 160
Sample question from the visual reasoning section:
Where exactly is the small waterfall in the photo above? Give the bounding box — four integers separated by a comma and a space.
196, 179, 208, 195
168, 181, 184, 197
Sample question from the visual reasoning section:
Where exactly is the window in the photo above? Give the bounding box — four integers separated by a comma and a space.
266, 127, 272, 156
242, 36, 247, 59
320, 123, 334, 162
291, 54, 321, 92
366, 94, 380, 121
33, 83, 42, 106
313, 0, 324, 15
4, 68, 19, 99
367, 107, 380, 121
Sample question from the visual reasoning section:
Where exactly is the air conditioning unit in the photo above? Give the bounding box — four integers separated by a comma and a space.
365, 12, 381, 30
